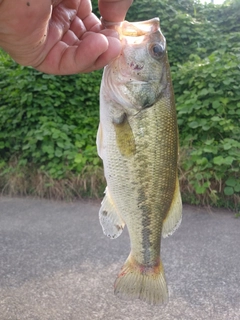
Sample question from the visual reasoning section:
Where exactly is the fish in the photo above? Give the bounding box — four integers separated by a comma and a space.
97, 18, 182, 305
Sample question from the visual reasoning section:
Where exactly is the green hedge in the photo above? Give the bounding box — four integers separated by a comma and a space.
0, 0, 239, 209
0, 56, 102, 179
173, 49, 240, 207
0, 52, 104, 197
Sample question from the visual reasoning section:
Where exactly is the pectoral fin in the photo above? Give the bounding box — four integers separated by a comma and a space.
114, 114, 136, 157
99, 187, 125, 239
162, 177, 182, 238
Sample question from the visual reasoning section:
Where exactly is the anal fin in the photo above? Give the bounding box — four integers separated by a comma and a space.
99, 187, 125, 239
162, 177, 182, 238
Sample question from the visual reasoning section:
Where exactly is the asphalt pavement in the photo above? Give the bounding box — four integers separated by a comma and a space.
0, 196, 239, 320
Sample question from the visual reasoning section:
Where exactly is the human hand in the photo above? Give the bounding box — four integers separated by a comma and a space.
0, 0, 133, 75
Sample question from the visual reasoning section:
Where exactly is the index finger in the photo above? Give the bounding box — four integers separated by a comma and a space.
98, 0, 133, 22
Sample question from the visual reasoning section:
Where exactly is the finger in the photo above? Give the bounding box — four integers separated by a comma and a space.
65, 17, 119, 46
70, 13, 101, 36
92, 36, 121, 71
69, 16, 87, 38
81, 12, 102, 33
61, 30, 81, 46
35, 32, 121, 75
98, 28, 120, 39
98, 0, 133, 22
75, 0, 101, 32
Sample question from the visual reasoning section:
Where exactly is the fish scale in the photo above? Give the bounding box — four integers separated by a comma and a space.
97, 18, 182, 305
127, 98, 177, 264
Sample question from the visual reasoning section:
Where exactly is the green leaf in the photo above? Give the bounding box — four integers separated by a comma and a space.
211, 116, 221, 122
42, 145, 54, 155
224, 187, 234, 196
199, 88, 208, 96
225, 178, 236, 187
224, 156, 235, 165
223, 143, 232, 150
234, 185, 240, 193
74, 154, 86, 165
57, 141, 65, 149
189, 121, 199, 128
213, 156, 224, 165
205, 139, 215, 145
203, 146, 214, 153
196, 185, 208, 194
55, 149, 63, 157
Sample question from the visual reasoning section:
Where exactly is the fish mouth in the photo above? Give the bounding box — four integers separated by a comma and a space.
102, 18, 160, 39
120, 18, 160, 37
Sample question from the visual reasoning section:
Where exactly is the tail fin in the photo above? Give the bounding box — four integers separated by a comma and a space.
114, 254, 168, 305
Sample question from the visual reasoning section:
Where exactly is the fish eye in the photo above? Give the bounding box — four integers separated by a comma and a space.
150, 43, 164, 59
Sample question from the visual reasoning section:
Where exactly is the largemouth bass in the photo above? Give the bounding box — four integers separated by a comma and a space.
97, 18, 182, 305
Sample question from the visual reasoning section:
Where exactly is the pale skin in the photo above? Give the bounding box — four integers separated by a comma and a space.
0, 0, 133, 74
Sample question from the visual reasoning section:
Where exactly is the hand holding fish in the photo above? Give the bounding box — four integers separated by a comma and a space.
0, 0, 132, 75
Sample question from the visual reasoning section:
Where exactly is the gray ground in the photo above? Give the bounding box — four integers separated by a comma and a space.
0, 196, 239, 320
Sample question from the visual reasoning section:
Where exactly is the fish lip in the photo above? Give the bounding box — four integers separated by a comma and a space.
101, 18, 160, 38
127, 80, 153, 85
121, 18, 160, 36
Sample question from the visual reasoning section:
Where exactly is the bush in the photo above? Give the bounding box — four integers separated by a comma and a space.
0, 52, 105, 198
0, 56, 102, 179
173, 47, 240, 208
0, 0, 239, 209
